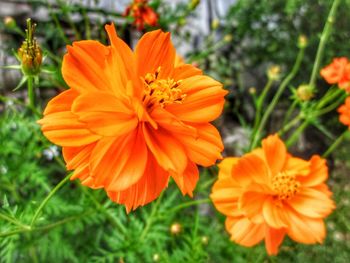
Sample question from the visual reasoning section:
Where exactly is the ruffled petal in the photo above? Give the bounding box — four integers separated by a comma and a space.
143, 124, 187, 173
62, 41, 112, 93
261, 134, 287, 176
135, 30, 176, 78
38, 111, 101, 147
43, 89, 79, 115
174, 123, 224, 167
232, 153, 269, 186
172, 64, 202, 81
287, 187, 335, 218
285, 208, 326, 244
107, 154, 169, 213
263, 197, 289, 229
298, 155, 328, 187
72, 91, 138, 137
225, 217, 265, 247
89, 127, 148, 191
166, 75, 227, 123
265, 227, 286, 256
171, 160, 199, 197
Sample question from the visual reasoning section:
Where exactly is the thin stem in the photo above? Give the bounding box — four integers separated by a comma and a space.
323, 130, 348, 158
30, 174, 71, 227
282, 100, 298, 128
252, 79, 274, 135
139, 193, 164, 241
250, 47, 305, 150
286, 121, 309, 147
0, 212, 29, 229
278, 114, 303, 136
0, 210, 94, 238
168, 198, 211, 214
27, 76, 35, 109
309, 0, 341, 88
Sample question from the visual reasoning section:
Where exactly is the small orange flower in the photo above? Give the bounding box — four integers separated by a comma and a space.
338, 97, 350, 128
210, 135, 335, 255
320, 57, 350, 92
125, 0, 158, 31
38, 24, 227, 212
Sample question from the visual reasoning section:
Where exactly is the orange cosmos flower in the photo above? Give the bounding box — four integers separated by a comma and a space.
338, 97, 350, 128
38, 24, 227, 212
320, 57, 350, 92
210, 134, 335, 255
125, 0, 158, 31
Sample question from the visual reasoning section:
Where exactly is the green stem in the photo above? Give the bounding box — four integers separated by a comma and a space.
0, 212, 29, 229
0, 210, 94, 238
168, 198, 211, 214
278, 114, 303, 136
252, 79, 274, 134
286, 121, 309, 147
282, 100, 298, 128
308, 0, 341, 88
27, 76, 35, 109
139, 193, 164, 241
323, 130, 348, 158
30, 174, 71, 227
316, 88, 344, 110
250, 47, 305, 150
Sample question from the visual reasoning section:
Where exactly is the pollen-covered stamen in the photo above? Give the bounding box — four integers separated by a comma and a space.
142, 67, 186, 108
272, 171, 300, 201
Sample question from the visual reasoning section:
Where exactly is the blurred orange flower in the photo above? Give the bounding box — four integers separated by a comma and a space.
320, 57, 350, 91
210, 135, 335, 255
338, 97, 350, 127
38, 24, 227, 212
125, 0, 158, 31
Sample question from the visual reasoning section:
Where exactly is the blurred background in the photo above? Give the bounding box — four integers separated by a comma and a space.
1, 0, 350, 262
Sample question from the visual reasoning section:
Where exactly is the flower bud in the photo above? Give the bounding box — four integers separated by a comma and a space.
4, 16, 16, 28
224, 34, 233, 43
248, 87, 256, 95
267, 65, 281, 81
298, 35, 308, 49
211, 19, 219, 30
201, 236, 209, 245
296, 84, 314, 101
170, 222, 182, 235
189, 0, 200, 10
152, 254, 160, 262
18, 18, 42, 76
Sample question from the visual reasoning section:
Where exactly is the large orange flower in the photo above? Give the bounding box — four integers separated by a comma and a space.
210, 135, 335, 255
124, 0, 158, 31
338, 97, 350, 128
38, 24, 227, 212
320, 57, 350, 92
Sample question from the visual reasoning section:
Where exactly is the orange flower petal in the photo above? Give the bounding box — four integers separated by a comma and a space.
284, 156, 310, 176
285, 209, 326, 244
108, 155, 169, 212
263, 197, 289, 228
38, 111, 101, 147
287, 187, 335, 218
174, 123, 223, 167
240, 186, 269, 224
166, 75, 227, 123
171, 160, 199, 197
143, 124, 187, 173
135, 30, 175, 78
72, 91, 138, 137
298, 156, 328, 187
261, 134, 287, 176
225, 217, 265, 247
43, 89, 79, 115
172, 64, 202, 80
232, 153, 269, 186
62, 41, 111, 93
265, 227, 286, 256
217, 157, 239, 179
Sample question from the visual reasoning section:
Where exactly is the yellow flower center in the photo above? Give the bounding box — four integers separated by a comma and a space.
272, 171, 300, 200
142, 67, 186, 108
